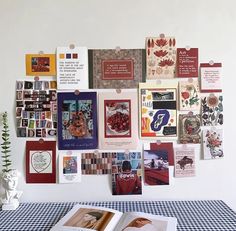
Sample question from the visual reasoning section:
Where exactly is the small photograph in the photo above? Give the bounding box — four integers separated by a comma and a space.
152, 91, 174, 100
63, 208, 114, 231
144, 150, 169, 185
104, 100, 131, 138
63, 156, 78, 174
26, 54, 56, 76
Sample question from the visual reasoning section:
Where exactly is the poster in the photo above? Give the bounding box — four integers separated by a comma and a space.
57, 46, 88, 90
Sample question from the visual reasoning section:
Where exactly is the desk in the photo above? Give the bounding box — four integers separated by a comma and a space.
0, 200, 236, 231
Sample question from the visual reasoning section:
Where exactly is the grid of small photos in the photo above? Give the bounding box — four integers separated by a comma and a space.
17, 35, 223, 192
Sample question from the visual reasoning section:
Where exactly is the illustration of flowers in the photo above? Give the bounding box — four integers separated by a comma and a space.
205, 130, 223, 158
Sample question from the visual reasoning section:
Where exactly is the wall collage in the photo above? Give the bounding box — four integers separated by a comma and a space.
15, 35, 223, 195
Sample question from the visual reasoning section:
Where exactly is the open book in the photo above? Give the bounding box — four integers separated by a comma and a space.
50, 204, 177, 231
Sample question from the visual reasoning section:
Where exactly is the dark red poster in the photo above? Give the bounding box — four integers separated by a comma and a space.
177, 48, 198, 78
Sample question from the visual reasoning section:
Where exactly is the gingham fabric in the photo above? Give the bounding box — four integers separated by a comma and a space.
0, 200, 236, 231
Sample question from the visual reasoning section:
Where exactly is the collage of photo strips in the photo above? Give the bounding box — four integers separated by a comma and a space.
17, 36, 223, 192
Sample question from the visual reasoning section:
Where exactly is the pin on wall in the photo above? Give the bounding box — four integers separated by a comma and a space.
39, 138, 44, 144
38, 51, 44, 55
185, 45, 191, 51
116, 89, 121, 94
188, 111, 194, 116
94, 150, 99, 156
115, 46, 121, 54
69, 44, 75, 50
34, 76, 40, 81
74, 89, 80, 95
209, 60, 214, 66
159, 33, 165, 38
156, 140, 161, 145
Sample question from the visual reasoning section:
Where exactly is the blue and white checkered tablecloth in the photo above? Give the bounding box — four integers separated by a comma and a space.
0, 200, 236, 231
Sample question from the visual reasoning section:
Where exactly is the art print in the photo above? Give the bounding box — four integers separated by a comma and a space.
81, 152, 113, 175
89, 49, 145, 89
99, 90, 138, 150
112, 152, 142, 195
201, 94, 223, 126
174, 147, 195, 177
202, 128, 223, 159
16, 80, 57, 138
59, 151, 81, 184
179, 80, 200, 111
140, 84, 177, 138
25, 54, 56, 76
57, 92, 98, 150
57, 46, 88, 90
200, 63, 222, 92
104, 100, 131, 138
179, 114, 201, 143
26, 141, 56, 183
146, 36, 176, 79
144, 149, 169, 185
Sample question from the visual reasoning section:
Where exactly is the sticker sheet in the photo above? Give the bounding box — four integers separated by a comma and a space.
149, 142, 174, 166
146, 37, 176, 79
81, 152, 113, 175
26, 141, 56, 183
202, 128, 224, 159
143, 148, 169, 186
25, 54, 56, 76
176, 48, 198, 78
98, 90, 138, 150
112, 152, 142, 195
179, 80, 200, 111
89, 49, 145, 89
59, 151, 81, 183
57, 46, 88, 90
200, 63, 222, 92
139, 83, 177, 139
179, 114, 201, 143
57, 92, 98, 150
201, 94, 223, 126
174, 147, 195, 177
16, 80, 57, 138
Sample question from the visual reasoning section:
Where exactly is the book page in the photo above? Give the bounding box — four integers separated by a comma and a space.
50, 204, 123, 231
114, 211, 177, 231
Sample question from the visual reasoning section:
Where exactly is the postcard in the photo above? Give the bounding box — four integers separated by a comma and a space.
143, 149, 169, 186
179, 114, 201, 143
25, 54, 56, 76
57, 92, 98, 150
139, 82, 177, 139
57, 46, 88, 90
112, 152, 142, 195
99, 90, 138, 150
16, 80, 57, 138
202, 128, 223, 159
26, 140, 56, 183
81, 152, 113, 175
201, 94, 223, 126
174, 146, 195, 177
179, 80, 200, 111
146, 36, 176, 79
149, 142, 174, 166
58, 151, 81, 184
89, 49, 145, 89
200, 63, 222, 92
176, 48, 198, 78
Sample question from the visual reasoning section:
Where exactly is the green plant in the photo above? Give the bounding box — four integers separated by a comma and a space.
1, 112, 12, 173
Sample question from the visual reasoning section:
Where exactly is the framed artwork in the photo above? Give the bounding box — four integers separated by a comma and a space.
89, 49, 145, 88
179, 114, 201, 144
16, 80, 57, 138
146, 36, 176, 79
98, 90, 138, 150
57, 92, 98, 150
59, 151, 81, 183
26, 141, 56, 183
139, 82, 177, 139
25, 54, 56, 76
57, 46, 88, 90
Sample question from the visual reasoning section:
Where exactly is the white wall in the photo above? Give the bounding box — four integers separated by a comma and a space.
1, 0, 236, 210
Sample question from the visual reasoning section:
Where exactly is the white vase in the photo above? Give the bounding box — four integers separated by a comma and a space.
1, 169, 22, 210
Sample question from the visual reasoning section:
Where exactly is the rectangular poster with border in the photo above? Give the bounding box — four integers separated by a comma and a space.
26, 140, 56, 183
56, 46, 88, 90
57, 92, 98, 150
89, 49, 145, 89
98, 90, 138, 150
139, 82, 177, 139
59, 151, 81, 183
25, 54, 56, 76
